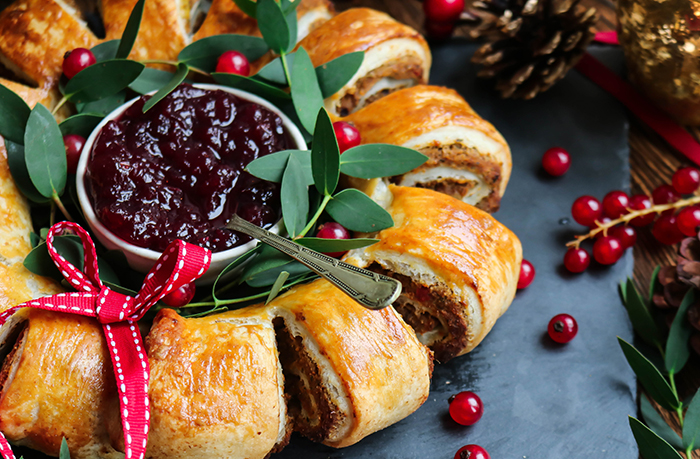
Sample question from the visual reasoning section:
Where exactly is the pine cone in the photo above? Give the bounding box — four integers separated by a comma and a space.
470, 0, 597, 99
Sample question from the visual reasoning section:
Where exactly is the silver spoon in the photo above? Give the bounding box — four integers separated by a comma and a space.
226, 214, 401, 310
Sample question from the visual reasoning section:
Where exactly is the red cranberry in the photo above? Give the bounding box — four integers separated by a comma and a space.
449, 391, 483, 426
672, 167, 700, 194
593, 236, 623, 265
424, 20, 455, 40
609, 225, 637, 249
548, 313, 578, 343
677, 206, 700, 237
602, 190, 629, 218
517, 259, 535, 289
161, 282, 196, 307
571, 196, 602, 227
563, 247, 590, 273
62, 48, 96, 79
215, 50, 251, 76
652, 184, 681, 216
63, 134, 86, 174
316, 222, 350, 257
652, 214, 685, 245
590, 216, 612, 236
332, 121, 361, 153
541, 147, 571, 176
454, 444, 490, 459
423, 0, 465, 23
628, 195, 655, 227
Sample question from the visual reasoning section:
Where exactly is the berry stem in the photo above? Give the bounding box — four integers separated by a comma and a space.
297, 194, 333, 239
139, 60, 209, 76
566, 195, 700, 248
52, 193, 74, 222
51, 96, 69, 116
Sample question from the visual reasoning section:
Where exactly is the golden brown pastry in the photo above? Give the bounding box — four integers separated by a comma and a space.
342, 85, 512, 212
345, 185, 522, 362
297, 8, 431, 117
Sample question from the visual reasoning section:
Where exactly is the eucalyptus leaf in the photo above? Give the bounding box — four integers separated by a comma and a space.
682, 389, 700, 450
214, 273, 315, 307
296, 237, 378, 253
316, 52, 364, 98
256, 0, 290, 52
641, 395, 684, 450
5, 141, 50, 203
618, 337, 680, 411
232, 0, 257, 18
665, 289, 695, 374
620, 278, 628, 304
326, 189, 394, 233
178, 35, 269, 73
91, 40, 119, 62
24, 103, 67, 198
311, 109, 340, 195
266, 271, 290, 304
212, 245, 261, 305
290, 47, 324, 133
59, 437, 70, 459
212, 72, 291, 103
59, 113, 103, 138
24, 236, 83, 279
30, 232, 40, 248
143, 63, 189, 112
629, 416, 684, 459
97, 257, 121, 286
247, 261, 310, 287
622, 278, 664, 348
284, 0, 303, 13
281, 153, 309, 237
75, 91, 126, 116
129, 68, 176, 94
246, 149, 313, 185
256, 53, 295, 86
340, 144, 429, 179
0, 83, 31, 144
650, 265, 662, 302
285, 7, 297, 53
240, 245, 290, 281
64, 59, 144, 104
115, 0, 145, 59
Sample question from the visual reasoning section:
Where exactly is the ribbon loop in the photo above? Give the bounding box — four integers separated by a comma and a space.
97, 287, 136, 324
47, 222, 103, 293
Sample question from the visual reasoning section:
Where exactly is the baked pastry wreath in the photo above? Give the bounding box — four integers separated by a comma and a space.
0, 0, 522, 458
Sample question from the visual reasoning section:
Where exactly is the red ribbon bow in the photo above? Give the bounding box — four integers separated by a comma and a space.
0, 222, 211, 459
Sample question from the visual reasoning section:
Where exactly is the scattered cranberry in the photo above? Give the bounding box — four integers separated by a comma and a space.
63, 134, 86, 174
517, 259, 535, 289
563, 247, 590, 273
593, 236, 623, 265
548, 313, 578, 343
424, 20, 455, 40
454, 444, 490, 459
628, 195, 655, 227
609, 225, 637, 249
332, 121, 361, 153
62, 48, 96, 79
161, 282, 196, 307
571, 196, 602, 227
602, 190, 629, 218
316, 222, 350, 257
652, 214, 685, 245
676, 206, 700, 237
449, 391, 483, 426
672, 167, 700, 194
541, 147, 571, 176
215, 50, 251, 76
423, 0, 465, 23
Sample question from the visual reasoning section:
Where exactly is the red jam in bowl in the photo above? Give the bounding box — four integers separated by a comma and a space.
86, 84, 286, 252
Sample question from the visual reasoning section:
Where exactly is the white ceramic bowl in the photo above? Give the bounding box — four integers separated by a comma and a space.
76, 84, 306, 284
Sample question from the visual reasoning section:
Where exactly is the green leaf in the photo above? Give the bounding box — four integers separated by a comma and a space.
239, 245, 290, 283
91, 40, 119, 62
5, 141, 51, 203
620, 278, 629, 304
24, 236, 83, 279
178, 34, 269, 73
316, 52, 364, 98
212, 72, 291, 103
59, 113, 103, 138
24, 103, 67, 198
284, 7, 297, 53
115, 0, 145, 59
65, 59, 144, 104
622, 278, 664, 348
247, 261, 309, 287
629, 416, 684, 459
665, 289, 695, 374
75, 91, 126, 116
143, 63, 189, 113
212, 245, 261, 305
281, 153, 309, 237
266, 271, 290, 304
257, 0, 290, 52
59, 437, 70, 459
618, 337, 680, 411
326, 189, 393, 233
232, 0, 257, 18
290, 47, 324, 134
129, 68, 176, 94
682, 389, 700, 450
650, 265, 663, 302
256, 54, 295, 85
245, 149, 313, 185
30, 232, 40, 248
0, 83, 31, 144
641, 395, 684, 450
311, 109, 340, 195
283, 0, 303, 13
340, 144, 429, 179
296, 237, 378, 253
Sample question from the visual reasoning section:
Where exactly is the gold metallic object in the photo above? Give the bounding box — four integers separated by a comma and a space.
226, 215, 401, 310
617, 0, 700, 125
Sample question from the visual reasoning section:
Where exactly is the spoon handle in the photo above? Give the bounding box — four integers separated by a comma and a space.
226, 215, 401, 310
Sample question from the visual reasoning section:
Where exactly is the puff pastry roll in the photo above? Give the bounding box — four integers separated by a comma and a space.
266, 278, 432, 448
345, 186, 522, 362
342, 85, 512, 212
297, 8, 431, 117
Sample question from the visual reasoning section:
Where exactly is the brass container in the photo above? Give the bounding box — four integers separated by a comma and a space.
617, 0, 700, 125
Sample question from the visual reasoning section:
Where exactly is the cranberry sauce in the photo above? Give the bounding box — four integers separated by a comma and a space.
86, 84, 286, 252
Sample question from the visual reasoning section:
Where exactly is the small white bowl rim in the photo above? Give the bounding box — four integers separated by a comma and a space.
75, 83, 306, 266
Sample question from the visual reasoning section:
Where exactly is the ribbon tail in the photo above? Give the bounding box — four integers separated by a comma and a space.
0, 433, 15, 459
103, 321, 150, 459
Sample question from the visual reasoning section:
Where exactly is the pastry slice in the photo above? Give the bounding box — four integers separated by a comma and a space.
266, 278, 432, 447
297, 8, 431, 117
344, 185, 522, 362
342, 85, 512, 212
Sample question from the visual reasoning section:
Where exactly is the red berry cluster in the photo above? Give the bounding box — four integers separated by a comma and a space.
423, 0, 465, 40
